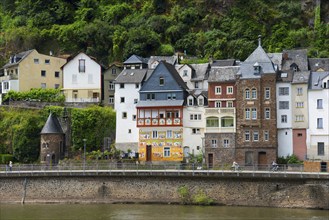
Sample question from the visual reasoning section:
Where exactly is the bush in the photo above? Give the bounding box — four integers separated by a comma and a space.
177, 185, 190, 204
277, 154, 302, 164
192, 189, 214, 206
0, 154, 13, 164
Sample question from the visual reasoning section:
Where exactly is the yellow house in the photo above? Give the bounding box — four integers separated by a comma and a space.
0, 49, 66, 103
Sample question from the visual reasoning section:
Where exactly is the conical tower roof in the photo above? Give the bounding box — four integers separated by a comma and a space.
40, 113, 64, 134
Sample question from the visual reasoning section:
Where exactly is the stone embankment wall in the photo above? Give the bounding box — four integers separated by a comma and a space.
1, 175, 328, 209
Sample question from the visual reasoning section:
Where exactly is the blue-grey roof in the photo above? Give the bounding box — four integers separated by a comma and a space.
40, 113, 63, 134
148, 56, 178, 67
309, 71, 329, 90
308, 58, 329, 72
136, 100, 184, 107
208, 66, 239, 82
190, 63, 210, 80
124, 55, 149, 65
3, 50, 34, 68
292, 71, 310, 84
267, 53, 282, 71
114, 69, 150, 83
282, 49, 308, 71
211, 59, 236, 67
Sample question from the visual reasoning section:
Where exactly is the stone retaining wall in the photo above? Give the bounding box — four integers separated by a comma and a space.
0, 175, 328, 209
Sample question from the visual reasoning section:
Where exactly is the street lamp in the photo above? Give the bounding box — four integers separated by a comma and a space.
83, 139, 87, 171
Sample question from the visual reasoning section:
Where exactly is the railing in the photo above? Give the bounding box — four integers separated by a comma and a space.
137, 117, 182, 126
0, 163, 327, 178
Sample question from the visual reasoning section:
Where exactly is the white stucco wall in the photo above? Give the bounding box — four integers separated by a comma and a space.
277, 129, 293, 157
276, 83, 292, 128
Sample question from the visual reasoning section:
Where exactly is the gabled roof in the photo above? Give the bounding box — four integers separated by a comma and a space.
308, 58, 329, 72
188, 89, 208, 99
292, 71, 310, 84
40, 113, 63, 134
61, 52, 100, 69
267, 53, 282, 71
309, 71, 329, 89
3, 49, 35, 69
123, 54, 149, 65
190, 63, 210, 80
282, 49, 308, 71
114, 69, 151, 83
148, 55, 178, 67
162, 61, 189, 90
208, 66, 239, 82
243, 45, 276, 75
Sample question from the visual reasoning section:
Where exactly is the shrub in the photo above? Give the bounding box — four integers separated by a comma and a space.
192, 189, 214, 206
0, 154, 13, 164
177, 185, 190, 204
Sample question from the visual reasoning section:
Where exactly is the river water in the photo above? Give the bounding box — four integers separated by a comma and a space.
0, 204, 328, 220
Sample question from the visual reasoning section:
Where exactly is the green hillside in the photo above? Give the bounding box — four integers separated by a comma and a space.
0, 0, 328, 66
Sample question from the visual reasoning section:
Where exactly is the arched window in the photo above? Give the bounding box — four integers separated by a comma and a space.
206, 117, 219, 127
245, 89, 250, 99
251, 88, 257, 99
221, 117, 234, 127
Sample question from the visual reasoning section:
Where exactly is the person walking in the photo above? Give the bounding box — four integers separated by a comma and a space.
9, 161, 12, 172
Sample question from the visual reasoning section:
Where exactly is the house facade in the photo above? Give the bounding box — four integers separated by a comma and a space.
205, 66, 239, 167
235, 39, 278, 166
102, 62, 123, 107
62, 52, 101, 103
0, 49, 66, 104
136, 61, 188, 162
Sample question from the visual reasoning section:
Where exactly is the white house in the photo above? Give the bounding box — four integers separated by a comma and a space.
62, 52, 101, 102
307, 72, 329, 160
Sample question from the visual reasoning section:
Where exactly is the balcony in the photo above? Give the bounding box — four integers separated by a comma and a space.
137, 117, 182, 127
205, 127, 236, 133
205, 107, 235, 116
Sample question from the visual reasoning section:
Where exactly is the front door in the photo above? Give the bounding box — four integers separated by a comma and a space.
258, 152, 267, 169
208, 153, 213, 169
146, 145, 152, 162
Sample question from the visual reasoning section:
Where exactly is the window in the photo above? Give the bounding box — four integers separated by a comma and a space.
245, 151, 253, 165
295, 115, 304, 122
211, 139, 217, 148
297, 133, 302, 137
159, 77, 164, 86
190, 114, 201, 121
281, 115, 287, 123
245, 131, 250, 141
45, 59, 50, 64
41, 83, 46, 88
120, 83, 124, 89
221, 117, 234, 127
264, 131, 269, 141
183, 70, 188, 76
3, 82, 9, 90
79, 59, 85, 72
253, 131, 259, 141
41, 70, 46, 77
128, 129, 131, 133
296, 102, 304, 108
109, 81, 114, 90
112, 69, 116, 75
317, 142, 324, 156
279, 87, 289, 95
54, 84, 60, 89
167, 130, 172, 138
297, 87, 303, 95
55, 71, 60, 78
245, 108, 250, 120
34, 58, 39, 64
251, 88, 257, 99
265, 108, 270, 119
188, 98, 193, 106
215, 86, 221, 94
223, 139, 229, 148
215, 101, 221, 108
227, 101, 233, 107
317, 99, 323, 109
206, 117, 219, 127
194, 82, 199, 88
132, 115, 136, 121
317, 118, 323, 129
164, 147, 170, 157
122, 112, 127, 119
152, 131, 158, 138
147, 93, 155, 100
167, 93, 176, 100
120, 97, 125, 103
245, 89, 250, 99
192, 128, 200, 134
134, 99, 138, 104
279, 101, 289, 109
109, 96, 114, 104
135, 83, 139, 89
198, 98, 204, 106
227, 86, 233, 94
265, 88, 270, 99
252, 108, 257, 119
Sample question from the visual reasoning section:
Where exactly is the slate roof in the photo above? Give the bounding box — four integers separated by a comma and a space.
267, 53, 282, 71
309, 71, 329, 90
114, 69, 151, 83
308, 58, 329, 72
3, 50, 34, 69
124, 55, 149, 65
188, 89, 208, 99
281, 49, 308, 71
208, 66, 239, 82
136, 100, 184, 107
292, 71, 310, 84
211, 59, 236, 67
190, 63, 210, 81
276, 71, 294, 82
40, 113, 63, 134
162, 61, 189, 90
148, 56, 178, 67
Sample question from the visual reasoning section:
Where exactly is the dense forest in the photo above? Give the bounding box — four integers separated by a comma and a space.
0, 0, 328, 66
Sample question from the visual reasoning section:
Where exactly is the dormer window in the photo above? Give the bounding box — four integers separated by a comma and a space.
79, 59, 85, 72
253, 62, 260, 74
183, 70, 188, 77
198, 97, 204, 106
188, 97, 194, 106
290, 63, 298, 72
159, 77, 164, 86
